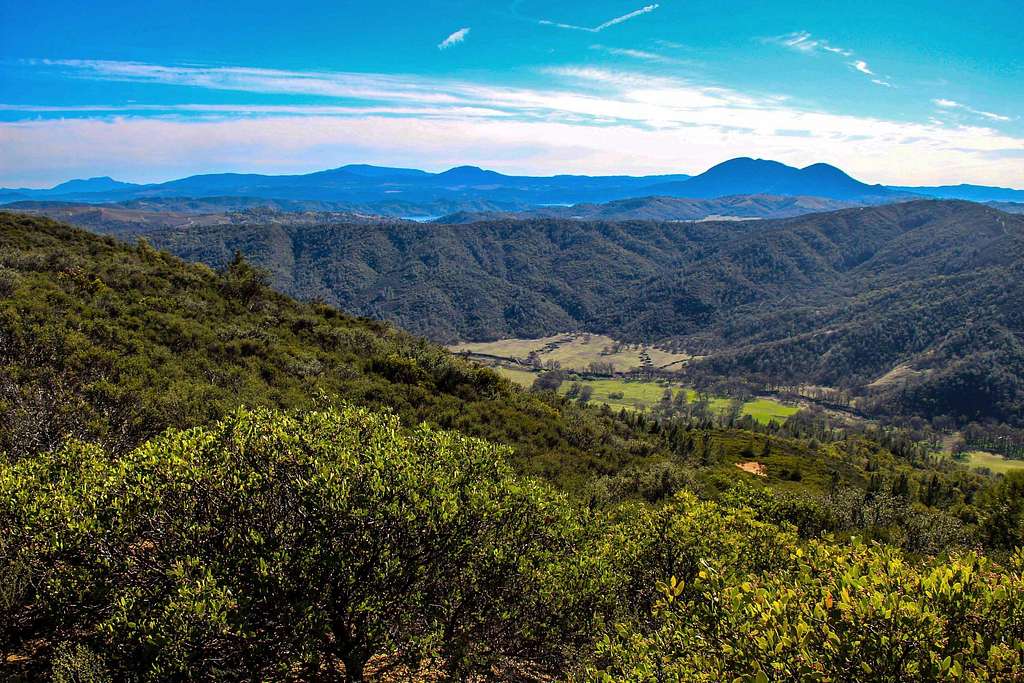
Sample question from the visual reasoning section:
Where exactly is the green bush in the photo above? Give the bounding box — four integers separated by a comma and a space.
583, 494, 1024, 682
3, 408, 1023, 681
0, 405, 587, 681
51, 643, 111, 683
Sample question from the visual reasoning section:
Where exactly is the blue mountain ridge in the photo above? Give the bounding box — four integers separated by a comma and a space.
3, 158, 1020, 206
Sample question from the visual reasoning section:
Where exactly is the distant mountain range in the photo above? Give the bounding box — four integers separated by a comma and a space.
887, 184, 1024, 203
0, 165, 692, 210
4, 158, 1021, 212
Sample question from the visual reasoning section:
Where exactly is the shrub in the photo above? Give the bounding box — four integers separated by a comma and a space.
51, 643, 110, 683
0, 267, 19, 298
0, 406, 586, 681
583, 494, 1024, 681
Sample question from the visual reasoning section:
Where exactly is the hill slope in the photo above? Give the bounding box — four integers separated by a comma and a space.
610, 201, 1024, 423
0, 212, 664, 485
39, 199, 1024, 424
436, 193, 858, 223
3, 212, 1022, 683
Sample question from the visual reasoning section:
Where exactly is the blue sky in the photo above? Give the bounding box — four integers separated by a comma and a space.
0, 0, 1021, 187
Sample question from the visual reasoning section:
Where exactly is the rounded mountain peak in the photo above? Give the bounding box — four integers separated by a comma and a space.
436, 165, 505, 181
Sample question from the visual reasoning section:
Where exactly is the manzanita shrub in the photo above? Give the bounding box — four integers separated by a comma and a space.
584, 496, 1024, 682
0, 405, 591, 681
2, 405, 1023, 681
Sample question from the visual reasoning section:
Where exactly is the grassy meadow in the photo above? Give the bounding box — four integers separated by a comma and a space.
451, 333, 689, 373
495, 366, 798, 425
962, 450, 1024, 474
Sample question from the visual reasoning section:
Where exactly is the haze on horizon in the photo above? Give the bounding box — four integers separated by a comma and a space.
0, 0, 1021, 189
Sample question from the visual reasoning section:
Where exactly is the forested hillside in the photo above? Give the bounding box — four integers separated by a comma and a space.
435, 193, 858, 223
0, 213, 669, 488
34, 200, 1024, 426
2, 210, 1024, 679
2, 213, 1024, 680
612, 201, 1024, 425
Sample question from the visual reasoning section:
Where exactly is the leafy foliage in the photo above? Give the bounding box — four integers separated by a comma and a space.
1, 405, 592, 681
4, 416, 1021, 680
584, 495, 1024, 682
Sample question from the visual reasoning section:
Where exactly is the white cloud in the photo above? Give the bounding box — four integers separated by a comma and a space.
772, 33, 893, 86
2, 59, 1023, 187
932, 98, 1010, 122
589, 44, 687, 64
848, 61, 894, 87
32, 59, 468, 104
0, 102, 514, 117
772, 31, 852, 57
539, 4, 659, 32
438, 27, 470, 50
850, 60, 874, 75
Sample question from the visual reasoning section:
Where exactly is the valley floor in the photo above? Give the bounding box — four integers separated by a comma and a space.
453, 332, 796, 424
494, 366, 799, 425
450, 332, 691, 373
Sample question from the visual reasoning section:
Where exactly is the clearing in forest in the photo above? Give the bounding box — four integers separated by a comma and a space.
450, 333, 689, 373
493, 368, 797, 425
962, 451, 1024, 475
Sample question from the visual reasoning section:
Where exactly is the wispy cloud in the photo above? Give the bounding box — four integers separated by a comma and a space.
539, 4, 658, 32
769, 32, 894, 87
0, 103, 514, 117
589, 44, 687, 65
850, 60, 873, 75
652, 39, 687, 50
29, 59, 467, 104
771, 31, 852, 57
3, 59, 1023, 187
933, 98, 1011, 122
438, 27, 470, 49
848, 60, 893, 87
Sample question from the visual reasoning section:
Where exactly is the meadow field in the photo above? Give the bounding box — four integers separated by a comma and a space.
962, 450, 1024, 474
452, 333, 690, 372
495, 366, 798, 425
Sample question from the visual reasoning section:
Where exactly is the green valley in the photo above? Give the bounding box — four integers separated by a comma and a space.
962, 450, 1024, 475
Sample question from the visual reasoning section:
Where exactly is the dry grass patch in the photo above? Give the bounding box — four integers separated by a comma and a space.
735, 461, 767, 477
